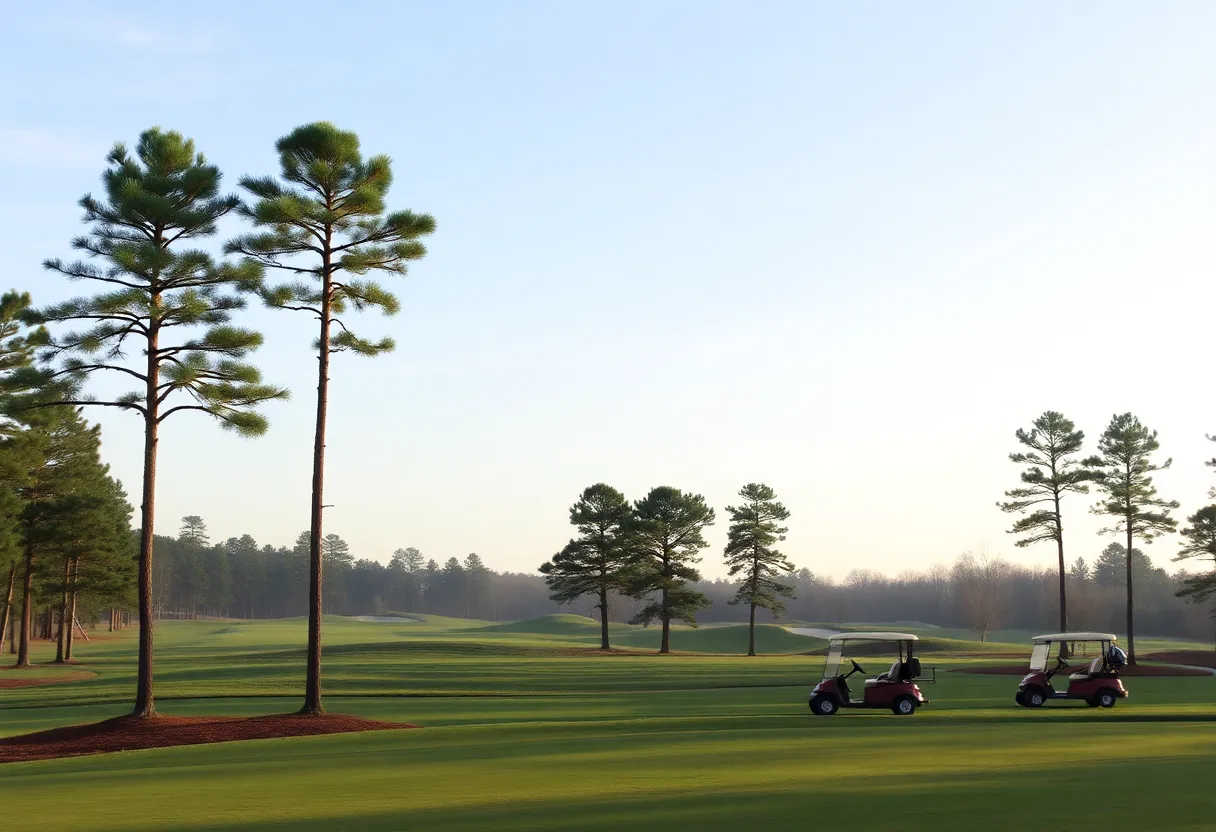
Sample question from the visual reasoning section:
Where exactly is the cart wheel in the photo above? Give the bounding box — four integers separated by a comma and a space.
893, 696, 916, 716
810, 695, 838, 716
1097, 690, 1117, 708
1086, 698, 1100, 707
1015, 691, 1025, 707
1025, 687, 1046, 708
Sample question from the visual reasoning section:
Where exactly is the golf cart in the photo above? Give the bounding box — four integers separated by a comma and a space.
1015, 632, 1128, 708
809, 632, 933, 716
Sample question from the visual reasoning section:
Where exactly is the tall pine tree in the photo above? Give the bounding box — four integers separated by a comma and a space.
723, 483, 794, 656
21, 129, 286, 715
1091, 413, 1178, 663
229, 122, 435, 714
998, 412, 1101, 635
627, 486, 714, 654
540, 484, 634, 650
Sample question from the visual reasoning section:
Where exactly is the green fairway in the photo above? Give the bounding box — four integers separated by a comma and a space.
2, 616, 1215, 831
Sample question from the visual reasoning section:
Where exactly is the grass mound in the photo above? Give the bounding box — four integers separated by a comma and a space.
478, 614, 602, 635
0, 713, 417, 764
613, 624, 823, 654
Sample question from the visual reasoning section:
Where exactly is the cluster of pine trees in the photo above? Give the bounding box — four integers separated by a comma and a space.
539, 483, 796, 656
0, 121, 435, 719
999, 411, 1216, 662
0, 293, 136, 667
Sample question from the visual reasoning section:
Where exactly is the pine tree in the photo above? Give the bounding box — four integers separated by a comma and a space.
389, 547, 424, 612
229, 122, 435, 715
8, 407, 107, 666
321, 534, 352, 615
1174, 507, 1216, 614
1206, 434, 1216, 500
21, 129, 287, 716
723, 483, 794, 656
540, 484, 633, 650
998, 412, 1102, 635
463, 553, 492, 619
1091, 413, 1179, 663
627, 487, 715, 653
0, 291, 44, 650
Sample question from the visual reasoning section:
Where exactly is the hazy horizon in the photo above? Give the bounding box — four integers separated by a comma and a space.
4, 2, 1214, 581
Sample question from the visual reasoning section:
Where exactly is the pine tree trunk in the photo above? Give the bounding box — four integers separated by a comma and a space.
1054, 493, 1068, 635
65, 563, 79, 661
54, 558, 70, 663
747, 602, 757, 657
659, 581, 670, 654
7, 603, 17, 653
598, 587, 610, 650
302, 233, 333, 716
1125, 525, 1136, 665
16, 541, 35, 667
0, 562, 14, 652
133, 314, 161, 718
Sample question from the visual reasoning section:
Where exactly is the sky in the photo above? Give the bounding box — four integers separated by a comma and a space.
2, 1, 1215, 581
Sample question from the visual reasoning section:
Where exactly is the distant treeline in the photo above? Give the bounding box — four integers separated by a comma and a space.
145, 516, 1214, 642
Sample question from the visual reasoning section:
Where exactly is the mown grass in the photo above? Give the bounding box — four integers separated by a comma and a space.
1, 615, 1214, 831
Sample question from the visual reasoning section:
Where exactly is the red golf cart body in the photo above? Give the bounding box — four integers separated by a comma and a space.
809, 632, 931, 716
1015, 632, 1128, 708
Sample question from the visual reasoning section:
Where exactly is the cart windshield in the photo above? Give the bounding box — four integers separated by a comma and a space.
823, 641, 845, 679
821, 636, 915, 679
1029, 639, 1109, 672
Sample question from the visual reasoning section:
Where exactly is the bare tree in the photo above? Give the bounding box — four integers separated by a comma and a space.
953, 548, 1011, 642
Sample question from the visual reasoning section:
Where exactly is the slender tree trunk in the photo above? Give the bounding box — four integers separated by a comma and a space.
65, 561, 79, 661
598, 587, 610, 650
659, 581, 670, 654
1125, 524, 1136, 664
0, 562, 14, 652
8, 603, 17, 653
54, 558, 70, 663
302, 232, 333, 716
16, 542, 34, 667
133, 314, 161, 718
1054, 495, 1067, 633
747, 602, 757, 657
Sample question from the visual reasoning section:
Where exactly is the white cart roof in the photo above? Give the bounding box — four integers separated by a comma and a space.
1031, 632, 1117, 643
828, 631, 918, 642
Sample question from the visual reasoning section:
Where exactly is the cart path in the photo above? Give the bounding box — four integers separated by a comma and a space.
1163, 663, 1216, 676
353, 616, 421, 624
783, 627, 843, 639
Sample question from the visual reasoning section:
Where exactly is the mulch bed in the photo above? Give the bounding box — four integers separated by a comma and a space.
0, 671, 95, 689
954, 663, 1210, 677
0, 714, 418, 764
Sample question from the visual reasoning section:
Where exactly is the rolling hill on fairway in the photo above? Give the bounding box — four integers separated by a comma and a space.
613, 624, 824, 655
478, 614, 604, 635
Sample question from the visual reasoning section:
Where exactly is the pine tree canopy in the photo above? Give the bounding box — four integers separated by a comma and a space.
627, 486, 714, 627
227, 121, 436, 357
998, 411, 1102, 547
723, 483, 795, 616
21, 127, 287, 435
1091, 413, 1179, 542
539, 483, 633, 606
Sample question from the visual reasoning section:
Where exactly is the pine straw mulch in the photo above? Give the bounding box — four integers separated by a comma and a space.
0, 665, 97, 689
0, 713, 418, 764
953, 663, 1210, 677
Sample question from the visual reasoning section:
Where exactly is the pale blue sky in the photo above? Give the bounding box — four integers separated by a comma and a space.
3, 2, 1214, 579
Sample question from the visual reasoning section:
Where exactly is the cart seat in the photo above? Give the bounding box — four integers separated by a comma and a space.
1069, 657, 1104, 681
870, 660, 904, 686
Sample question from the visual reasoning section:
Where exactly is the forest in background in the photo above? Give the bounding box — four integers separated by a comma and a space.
134, 516, 1215, 643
